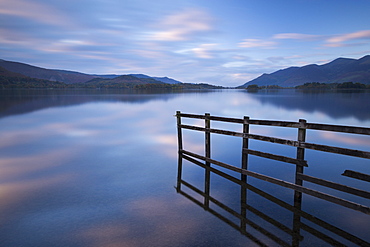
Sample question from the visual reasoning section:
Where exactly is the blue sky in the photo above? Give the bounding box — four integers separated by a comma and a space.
1, 0, 370, 86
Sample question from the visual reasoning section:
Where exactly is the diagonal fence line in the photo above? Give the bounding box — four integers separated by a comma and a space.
180, 149, 370, 215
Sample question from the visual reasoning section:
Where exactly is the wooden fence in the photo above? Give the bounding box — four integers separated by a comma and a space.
175, 111, 370, 215
175, 111, 370, 246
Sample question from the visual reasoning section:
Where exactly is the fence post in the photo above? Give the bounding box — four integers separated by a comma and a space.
205, 113, 211, 163
241, 116, 250, 181
295, 119, 307, 186
293, 118, 306, 247
240, 116, 249, 231
204, 113, 211, 208
176, 111, 183, 190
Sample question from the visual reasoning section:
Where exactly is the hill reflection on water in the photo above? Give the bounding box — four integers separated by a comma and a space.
244, 89, 370, 121
1, 88, 369, 121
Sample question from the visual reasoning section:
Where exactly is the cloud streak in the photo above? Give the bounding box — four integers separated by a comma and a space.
273, 33, 320, 41
238, 39, 276, 48
325, 30, 370, 47
147, 9, 214, 41
0, 0, 72, 27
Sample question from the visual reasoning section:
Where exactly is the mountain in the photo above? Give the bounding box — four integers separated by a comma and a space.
129, 74, 182, 84
83, 76, 222, 89
91, 74, 120, 79
0, 66, 69, 88
0, 59, 184, 85
129, 74, 152, 79
152, 76, 182, 84
0, 59, 97, 84
240, 55, 370, 88
0, 66, 28, 78
84, 75, 164, 87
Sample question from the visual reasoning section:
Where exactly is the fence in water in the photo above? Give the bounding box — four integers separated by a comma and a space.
175, 111, 370, 246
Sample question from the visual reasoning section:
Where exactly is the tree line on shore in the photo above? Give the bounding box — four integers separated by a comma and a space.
246, 82, 370, 90
0, 75, 223, 90
1, 73, 369, 90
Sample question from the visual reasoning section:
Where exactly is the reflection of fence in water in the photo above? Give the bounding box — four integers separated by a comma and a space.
176, 164, 370, 246
175, 111, 370, 246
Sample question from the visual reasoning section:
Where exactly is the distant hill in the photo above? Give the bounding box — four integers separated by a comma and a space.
0, 59, 97, 84
0, 60, 222, 89
240, 55, 370, 88
0, 66, 28, 78
128, 74, 152, 79
0, 59, 185, 85
129, 74, 182, 84
91, 74, 120, 79
85, 75, 164, 87
153, 76, 182, 84
0, 66, 69, 88
80, 75, 222, 89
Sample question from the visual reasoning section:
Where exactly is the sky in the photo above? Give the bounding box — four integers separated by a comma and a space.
1, 0, 370, 87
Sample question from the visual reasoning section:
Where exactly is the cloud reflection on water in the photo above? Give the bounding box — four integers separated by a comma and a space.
320, 131, 370, 147
0, 89, 369, 246
0, 172, 75, 226
78, 196, 202, 247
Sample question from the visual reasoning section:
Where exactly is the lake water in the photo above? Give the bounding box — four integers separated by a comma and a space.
0, 88, 369, 246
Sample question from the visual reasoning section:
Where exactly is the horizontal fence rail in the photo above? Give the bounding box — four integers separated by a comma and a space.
175, 111, 370, 217
181, 149, 370, 214
180, 124, 370, 158
178, 112, 370, 135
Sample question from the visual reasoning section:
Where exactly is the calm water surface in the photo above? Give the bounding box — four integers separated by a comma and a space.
0, 89, 369, 246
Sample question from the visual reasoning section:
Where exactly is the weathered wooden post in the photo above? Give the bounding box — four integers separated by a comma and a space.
293, 118, 306, 247
240, 116, 250, 231
204, 113, 211, 208
176, 111, 183, 191
295, 119, 307, 185
241, 116, 250, 181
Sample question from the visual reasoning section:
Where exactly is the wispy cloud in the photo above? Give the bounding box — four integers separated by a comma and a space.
325, 30, 370, 47
0, 28, 30, 45
273, 33, 320, 40
238, 39, 276, 48
222, 61, 249, 68
272, 30, 370, 50
191, 43, 218, 58
0, 0, 72, 27
327, 30, 370, 43
230, 73, 258, 82
147, 9, 213, 41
